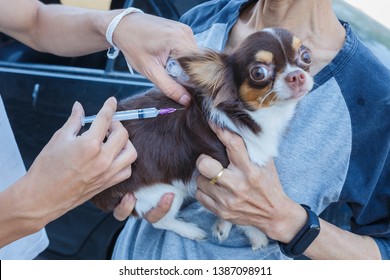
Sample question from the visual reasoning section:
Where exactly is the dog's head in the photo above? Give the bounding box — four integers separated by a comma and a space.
175, 28, 313, 111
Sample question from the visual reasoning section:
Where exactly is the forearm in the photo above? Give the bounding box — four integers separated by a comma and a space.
263, 201, 382, 259
303, 219, 382, 260
0, 177, 44, 248
0, 0, 118, 56
28, 5, 117, 56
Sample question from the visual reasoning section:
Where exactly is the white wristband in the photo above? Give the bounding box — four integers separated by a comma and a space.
105, 7, 143, 74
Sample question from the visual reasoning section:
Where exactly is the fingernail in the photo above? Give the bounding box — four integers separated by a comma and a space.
178, 94, 191, 106
106, 96, 118, 108
165, 193, 175, 205
125, 193, 136, 203
72, 101, 81, 111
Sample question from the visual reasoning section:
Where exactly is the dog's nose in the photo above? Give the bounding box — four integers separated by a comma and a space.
284, 69, 312, 99
285, 70, 306, 89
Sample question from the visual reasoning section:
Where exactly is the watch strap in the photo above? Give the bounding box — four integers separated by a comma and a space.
279, 204, 320, 258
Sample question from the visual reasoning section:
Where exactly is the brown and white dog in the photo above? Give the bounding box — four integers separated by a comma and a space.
91, 28, 314, 249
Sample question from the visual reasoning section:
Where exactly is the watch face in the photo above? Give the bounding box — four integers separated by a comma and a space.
310, 224, 320, 230
295, 225, 320, 253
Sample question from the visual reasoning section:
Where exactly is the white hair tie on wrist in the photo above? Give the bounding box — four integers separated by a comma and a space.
106, 7, 144, 74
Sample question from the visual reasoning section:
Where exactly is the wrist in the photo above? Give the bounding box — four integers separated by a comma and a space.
266, 201, 308, 243
279, 205, 321, 258
96, 9, 125, 50
15, 175, 48, 232
105, 8, 143, 59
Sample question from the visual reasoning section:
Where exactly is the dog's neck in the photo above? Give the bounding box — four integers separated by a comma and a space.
207, 98, 298, 166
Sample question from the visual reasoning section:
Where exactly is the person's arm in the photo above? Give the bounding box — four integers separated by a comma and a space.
0, 0, 110, 56
195, 126, 382, 259
0, 97, 136, 248
0, 0, 196, 105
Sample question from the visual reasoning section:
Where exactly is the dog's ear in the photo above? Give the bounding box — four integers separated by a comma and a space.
176, 50, 237, 106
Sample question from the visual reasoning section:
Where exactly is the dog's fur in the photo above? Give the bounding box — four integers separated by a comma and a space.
91, 28, 314, 249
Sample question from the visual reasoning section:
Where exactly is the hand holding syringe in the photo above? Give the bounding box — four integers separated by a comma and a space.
81, 107, 178, 126
81, 58, 186, 126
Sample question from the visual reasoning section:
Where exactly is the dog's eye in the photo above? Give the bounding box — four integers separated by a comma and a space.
299, 46, 312, 66
250, 66, 270, 82
301, 50, 312, 65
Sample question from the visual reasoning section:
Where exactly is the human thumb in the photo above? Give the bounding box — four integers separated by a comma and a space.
62, 101, 85, 136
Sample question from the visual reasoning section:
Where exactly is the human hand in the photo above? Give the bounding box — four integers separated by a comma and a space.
113, 193, 174, 222
113, 13, 197, 106
195, 125, 307, 243
22, 97, 137, 228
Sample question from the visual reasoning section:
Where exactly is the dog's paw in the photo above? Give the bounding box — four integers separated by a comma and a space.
153, 218, 207, 240
171, 221, 207, 240
183, 223, 208, 240
250, 236, 269, 250
212, 219, 233, 242
240, 225, 269, 250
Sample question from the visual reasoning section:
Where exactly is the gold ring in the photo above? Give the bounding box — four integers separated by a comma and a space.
210, 168, 225, 185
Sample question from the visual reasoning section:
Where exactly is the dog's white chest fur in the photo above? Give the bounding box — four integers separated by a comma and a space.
212, 101, 297, 166
245, 102, 297, 165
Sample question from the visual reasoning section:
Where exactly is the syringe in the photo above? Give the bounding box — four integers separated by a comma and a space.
81, 107, 178, 126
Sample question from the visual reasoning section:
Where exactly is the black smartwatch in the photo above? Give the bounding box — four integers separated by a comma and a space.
279, 204, 320, 258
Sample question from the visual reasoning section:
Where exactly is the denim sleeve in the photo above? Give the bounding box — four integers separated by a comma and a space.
335, 27, 390, 256
374, 238, 390, 260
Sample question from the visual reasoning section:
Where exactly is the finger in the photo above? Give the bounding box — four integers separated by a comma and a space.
87, 97, 117, 142
147, 65, 191, 106
61, 101, 84, 136
117, 140, 137, 165
208, 124, 252, 170
195, 187, 218, 214
101, 121, 130, 163
144, 193, 174, 223
196, 154, 230, 186
113, 193, 136, 221
100, 141, 137, 189
104, 163, 133, 190
196, 174, 223, 200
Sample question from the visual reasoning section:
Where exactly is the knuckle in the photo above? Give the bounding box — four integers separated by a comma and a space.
120, 125, 130, 138
99, 109, 114, 123
84, 138, 102, 156
217, 208, 232, 221
124, 167, 133, 179
128, 148, 138, 163
178, 23, 194, 37
227, 135, 244, 150
123, 142, 138, 165
94, 156, 112, 172
246, 169, 262, 187
119, 166, 133, 182
224, 196, 238, 211
115, 124, 130, 142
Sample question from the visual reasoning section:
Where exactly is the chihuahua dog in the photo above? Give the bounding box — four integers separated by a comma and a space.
91, 28, 314, 250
